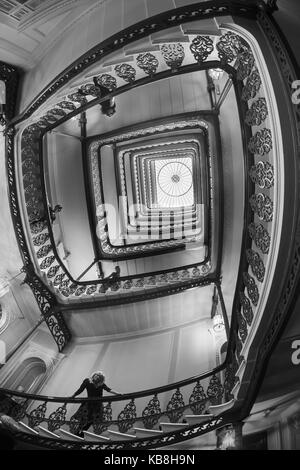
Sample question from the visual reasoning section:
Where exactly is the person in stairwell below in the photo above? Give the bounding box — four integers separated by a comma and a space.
71, 371, 121, 436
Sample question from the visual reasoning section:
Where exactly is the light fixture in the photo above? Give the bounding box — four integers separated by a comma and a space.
219, 426, 235, 450
208, 68, 224, 80
213, 311, 225, 332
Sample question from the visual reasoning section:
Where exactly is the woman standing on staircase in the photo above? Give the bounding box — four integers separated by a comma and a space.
71, 371, 121, 436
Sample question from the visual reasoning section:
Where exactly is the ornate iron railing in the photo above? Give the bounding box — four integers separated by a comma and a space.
5, 128, 71, 351
0, 364, 233, 449
9, 1, 258, 124
17, 69, 225, 301
87, 124, 210, 260
3, 0, 298, 436
6, 3, 262, 308
227, 41, 277, 397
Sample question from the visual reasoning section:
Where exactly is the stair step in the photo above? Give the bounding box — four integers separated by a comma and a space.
133, 427, 163, 437
83, 431, 110, 442
106, 430, 136, 441
123, 37, 159, 56
181, 19, 221, 36
18, 421, 39, 435
128, 222, 197, 232
184, 414, 214, 425
84, 65, 113, 80
57, 428, 84, 441
102, 55, 135, 68
159, 422, 188, 432
151, 26, 189, 44
37, 425, 60, 438
209, 399, 235, 416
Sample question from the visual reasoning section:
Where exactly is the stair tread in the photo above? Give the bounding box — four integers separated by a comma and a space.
181, 19, 221, 36
18, 421, 39, 435
134, 427, 163, 434
151, 26, 189, 44
209, 399, 235, 409
38, 425, 60, 438
107, 430, 136, 437
83, 430, 110, 441
160, 422, 187, 426
209, 399, 235, 415
58, 428, 84, 441
123, 37, 155, 55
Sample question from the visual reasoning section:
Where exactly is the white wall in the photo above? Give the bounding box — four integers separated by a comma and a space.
0, 133, 41, 362
46, 132, 98, 280
218, 85, 245, 320
65, 284, 216, 337
38, 316, 216, 420
19, 0, 215, 111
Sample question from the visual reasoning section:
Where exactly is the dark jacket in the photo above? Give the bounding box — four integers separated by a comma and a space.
73, 378, 112, 398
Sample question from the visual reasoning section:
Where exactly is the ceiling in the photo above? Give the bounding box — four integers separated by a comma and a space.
1, 1, 300, 450
0, 0, 99, 69
1, 3, 247, 345
40, 66, 245, 338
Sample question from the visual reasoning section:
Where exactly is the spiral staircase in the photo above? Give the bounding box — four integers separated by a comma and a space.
0, 0, 300, 450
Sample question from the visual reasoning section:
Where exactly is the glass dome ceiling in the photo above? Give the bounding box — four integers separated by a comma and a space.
155, 156, 194, 208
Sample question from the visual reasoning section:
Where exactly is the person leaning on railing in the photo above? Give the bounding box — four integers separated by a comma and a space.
101, 266, 121, 291
71, 371, 121, 436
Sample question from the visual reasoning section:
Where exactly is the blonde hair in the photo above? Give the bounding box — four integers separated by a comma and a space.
90, 371, 105, 384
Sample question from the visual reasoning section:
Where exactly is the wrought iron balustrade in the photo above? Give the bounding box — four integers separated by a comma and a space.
5, 5, 278, 355
17, 72, 225, 300
0, 363, 234, 449
4, 0, 298, 435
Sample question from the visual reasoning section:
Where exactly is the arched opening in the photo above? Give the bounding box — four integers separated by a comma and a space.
4, 357, 47, 394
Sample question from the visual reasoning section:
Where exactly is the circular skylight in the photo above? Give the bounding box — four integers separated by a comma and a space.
158, 161, 193, 197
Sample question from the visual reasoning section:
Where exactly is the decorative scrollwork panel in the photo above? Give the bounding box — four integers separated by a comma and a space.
248, 129, 273, 156
245, 98, 268, 126
237, 310, 248, 343
45, 313, 71, 352
142, 394, 162, 430
207, 375, 223, 406
48, 404, 67, 432
236, 48, 255, 81
239, 292, 254, 326
94, 74, 117, 91
216, 32, 242, 63
9, 399, 29, 422
166, 389, 185, 423
117, 400, 137, 433
250, 193, 273, 222
161, 43, 185, 70
249, 161, 274, 189
223, 357, 239, 400
28, 402, 47, 428
248, 223, 270, 254
190, 36, 214, 63
136, 53, 159, 76
189, 381, 207, 415
241, 68, 261, 101
115, 64, 136, 83
246, 249, 265, 283
93, 401, 112, 435
243, 272, 259, 307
